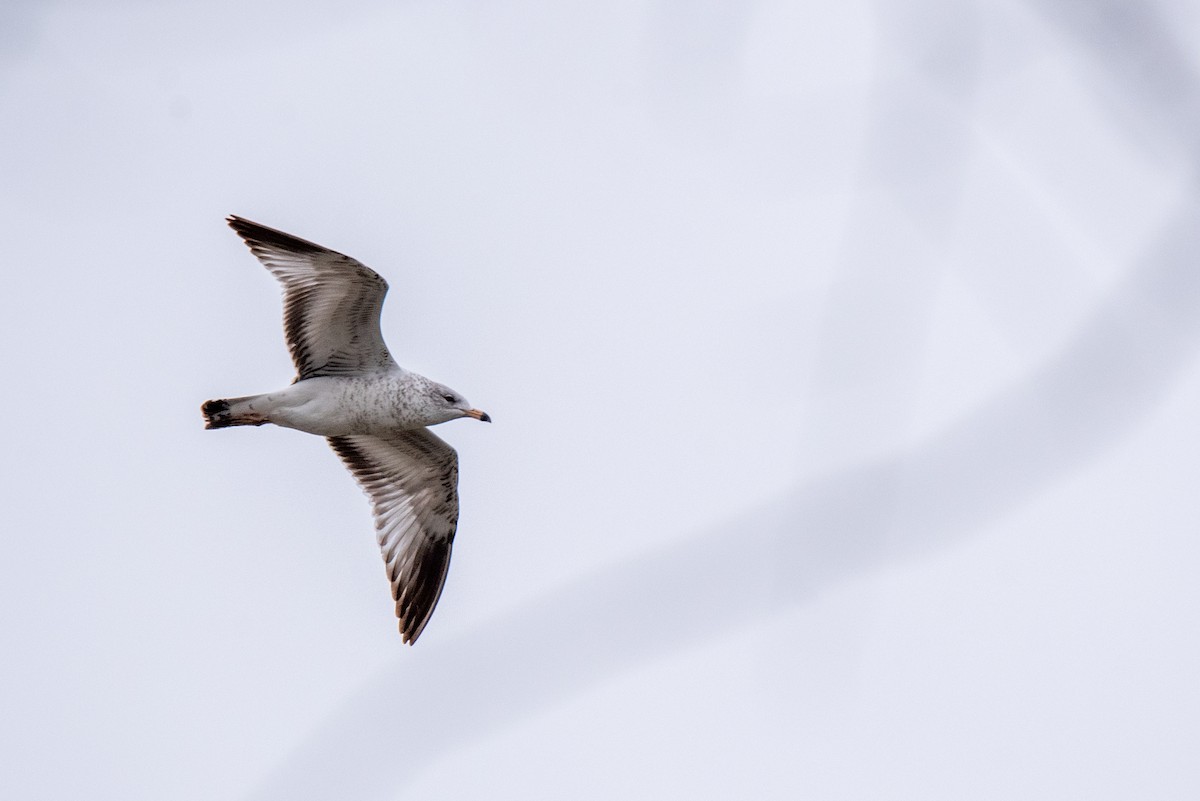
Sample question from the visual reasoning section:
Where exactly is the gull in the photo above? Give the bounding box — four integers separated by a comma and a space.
202, 216, 490, 644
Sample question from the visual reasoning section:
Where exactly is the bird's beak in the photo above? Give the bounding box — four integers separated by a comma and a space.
465, 409, 491, 423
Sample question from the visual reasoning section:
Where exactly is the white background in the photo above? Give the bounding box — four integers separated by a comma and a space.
2, 1, 1198, 799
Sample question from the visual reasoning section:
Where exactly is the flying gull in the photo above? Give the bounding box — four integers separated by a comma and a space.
202, 216, 490, 644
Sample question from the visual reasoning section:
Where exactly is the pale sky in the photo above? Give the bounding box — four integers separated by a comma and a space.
3, 2, 1199, 799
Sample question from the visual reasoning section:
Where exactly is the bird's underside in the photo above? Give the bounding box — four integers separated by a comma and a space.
203, 215, 486, 644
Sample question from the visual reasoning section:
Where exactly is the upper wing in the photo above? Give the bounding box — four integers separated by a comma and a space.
227, 215, 397, 379
327, 428, 460, 644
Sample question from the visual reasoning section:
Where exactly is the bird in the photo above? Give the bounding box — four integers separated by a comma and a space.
202, 215, 490, 644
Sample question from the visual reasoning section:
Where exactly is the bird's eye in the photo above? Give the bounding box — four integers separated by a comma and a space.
442, 394, 456, 403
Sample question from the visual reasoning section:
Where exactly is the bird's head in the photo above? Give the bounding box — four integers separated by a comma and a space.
426, 381, 491, 426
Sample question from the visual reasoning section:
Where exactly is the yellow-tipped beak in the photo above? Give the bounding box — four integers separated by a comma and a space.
465, 409, 491, 423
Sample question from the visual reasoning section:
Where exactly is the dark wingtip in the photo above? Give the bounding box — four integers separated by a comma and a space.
400, 618, 423, 645
226, 214, 327, 254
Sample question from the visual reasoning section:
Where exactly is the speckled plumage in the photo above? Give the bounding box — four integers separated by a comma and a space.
202, 216, 489, 644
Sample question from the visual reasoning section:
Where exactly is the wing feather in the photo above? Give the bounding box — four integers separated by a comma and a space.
227, 215, 397, 379
327, 429, 460, 644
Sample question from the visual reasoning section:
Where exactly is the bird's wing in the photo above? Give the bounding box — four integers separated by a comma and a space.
227, 215, 397, 379
327, 428, 459, 644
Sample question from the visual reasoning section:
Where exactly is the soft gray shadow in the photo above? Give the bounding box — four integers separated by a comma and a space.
0, 0, 42, 68
247, 198, 1200, 800
805, 0, 982, 457
1028, 0, 1200, 167
247, 3, 1200, 799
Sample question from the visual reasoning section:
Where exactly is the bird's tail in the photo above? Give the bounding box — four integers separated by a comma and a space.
201, 395, 268, 429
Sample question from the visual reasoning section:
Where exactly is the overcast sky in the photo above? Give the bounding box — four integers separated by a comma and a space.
3, 1, 1199, 799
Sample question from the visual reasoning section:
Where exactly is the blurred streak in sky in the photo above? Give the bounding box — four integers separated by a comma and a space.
249, 4, 1200, 797
1, 1, 1198, 800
